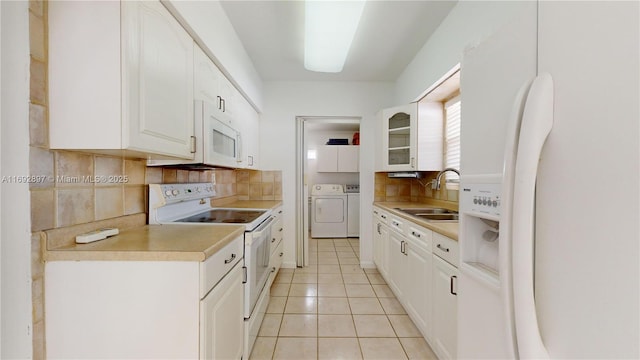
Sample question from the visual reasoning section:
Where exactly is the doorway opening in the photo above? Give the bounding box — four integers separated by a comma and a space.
295, 116, 361, 267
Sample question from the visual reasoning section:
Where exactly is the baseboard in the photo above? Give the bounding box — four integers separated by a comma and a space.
281, 261, 297, 269
360, 260, 376, 269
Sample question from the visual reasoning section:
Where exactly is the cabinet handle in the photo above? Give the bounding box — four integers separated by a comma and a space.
279, 228, 283, 232
377, 223, 381, 235
190, 136, 196, 153
221, 98, 226, 112
450, 275, 457, 295
279, 210, 283, 214
381, 214, 387, 219
410, 157, 415, 168
271, 267, 276, 273
437, 244, 450, 252
279, 252, 283, 257
400, 240, 406, 254
411, 231, 421, 238
224, 253, 236, 264
248, 155, 254, 166
272, 237, 276, 243
217, 96, 222, 110
242, 266, 247, 284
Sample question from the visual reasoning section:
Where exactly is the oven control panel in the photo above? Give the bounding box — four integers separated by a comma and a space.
150, 183, 216, 205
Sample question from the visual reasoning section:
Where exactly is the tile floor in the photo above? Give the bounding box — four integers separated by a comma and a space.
249, 237, 438, 360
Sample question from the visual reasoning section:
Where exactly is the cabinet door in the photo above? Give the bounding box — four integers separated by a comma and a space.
382, 103, 417, 171
432, 255, 458, 360
234, 95, 259, 169
387, 231, 408, 299
123, 1, 194, 159
317, 146, 338, 172
405, 241, 432, 340
194, 45, 223, 107
200, 262, 244, 360
337, 146, 359, 172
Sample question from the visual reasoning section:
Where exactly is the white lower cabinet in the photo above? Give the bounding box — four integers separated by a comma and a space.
432, 255, 459, 360
200, 262, 244, 359
372, 207, 389, 278
373, 207, 458, 359
46, 235, 245, 359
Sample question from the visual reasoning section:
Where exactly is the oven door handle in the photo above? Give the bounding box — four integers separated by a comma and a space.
251, 216, 274, 237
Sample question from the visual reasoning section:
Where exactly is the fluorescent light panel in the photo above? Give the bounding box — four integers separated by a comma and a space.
304, 0, 366, 73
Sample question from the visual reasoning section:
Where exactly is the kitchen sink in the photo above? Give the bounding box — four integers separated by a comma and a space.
395, 208, 459, 222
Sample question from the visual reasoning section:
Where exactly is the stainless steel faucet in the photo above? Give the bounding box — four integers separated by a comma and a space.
432, 167, 460, 190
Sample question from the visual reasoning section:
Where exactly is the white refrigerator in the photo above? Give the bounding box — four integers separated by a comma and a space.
458, 1, 639, 359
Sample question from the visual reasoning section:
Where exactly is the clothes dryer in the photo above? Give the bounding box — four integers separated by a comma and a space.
311, 184, 347, 238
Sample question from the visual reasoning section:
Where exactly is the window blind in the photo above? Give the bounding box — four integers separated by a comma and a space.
444, 96, 461, 183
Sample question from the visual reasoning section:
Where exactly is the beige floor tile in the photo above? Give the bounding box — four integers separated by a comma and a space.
271, 283, 291, 297
379, 297, 407, 315
335, 246, 353, 252
346, 284, 377, 298
284, 297, 317, 314
359, 338, 408, 360
267, 296, 287, 313
318, 273, 344, 284
318, 338, 362, 360
318, 283, 347, 297
318, 257, 340, 266
333, 239, 350, 245
258, 314, 283, 337
292, 273, 318, 284
279, 314, 317, 337
348, 298, 385, 314
317, 257, 340, 265
289, 283, 318, 297
339, 257, 360, 265
342, 273, 370, 284
249, 337, 277, 360
388, 315, 422, 337
295, 265, 318, 274
363, 268, 380, 274
353, 315, 396, 337
399, 337, 438, 360
337, 251, 357, 258
275, 272, 293, 284
366, 273, 387, 285
317, 264, 342, 274
309, 257, 319, 265
317, 297, 351, 314
273, 337, 317, 360
279, 268, 295, 274
340, 264, 365, 274
318, 314, 356, 337
372, 284, 395, 297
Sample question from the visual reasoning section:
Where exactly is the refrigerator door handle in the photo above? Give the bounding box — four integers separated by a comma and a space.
512, 73, 554, 359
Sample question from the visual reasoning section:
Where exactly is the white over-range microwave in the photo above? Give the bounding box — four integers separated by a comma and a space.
148, 100, 242, 168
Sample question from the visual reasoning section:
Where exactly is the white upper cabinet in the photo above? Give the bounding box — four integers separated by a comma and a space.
378, 103, 443, 172
317, 145, 359, 173
235, 95, 260, 169
194, 45, 237, 123
49, 1, 195, 159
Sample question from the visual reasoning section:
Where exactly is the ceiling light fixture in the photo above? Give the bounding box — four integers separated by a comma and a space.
304, 0, 366, 73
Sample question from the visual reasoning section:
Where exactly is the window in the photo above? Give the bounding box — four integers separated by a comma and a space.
444, 95, 461, 184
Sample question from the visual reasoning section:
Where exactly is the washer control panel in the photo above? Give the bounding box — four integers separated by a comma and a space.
311, 184, 345, 195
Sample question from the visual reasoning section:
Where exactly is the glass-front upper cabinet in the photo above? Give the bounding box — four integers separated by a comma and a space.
382, 104, 417, 171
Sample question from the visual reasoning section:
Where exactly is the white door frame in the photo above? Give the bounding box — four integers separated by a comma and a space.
295, 116, 360, 267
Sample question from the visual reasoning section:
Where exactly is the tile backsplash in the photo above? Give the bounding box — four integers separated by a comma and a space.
375, 172, 459, 209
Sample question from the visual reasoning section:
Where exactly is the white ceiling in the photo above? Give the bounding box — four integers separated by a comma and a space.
220, 1, 457, 82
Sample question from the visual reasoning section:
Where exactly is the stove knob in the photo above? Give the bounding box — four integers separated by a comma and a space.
165, 190, 172, 197
172, 190, 179, 196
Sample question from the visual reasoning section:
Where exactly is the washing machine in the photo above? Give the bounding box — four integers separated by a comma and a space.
311, 184, 347, 238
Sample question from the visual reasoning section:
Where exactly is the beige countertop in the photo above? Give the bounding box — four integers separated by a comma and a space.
373, 202, 459, 241
45, 224, 245, 262
44, 200, 282, 262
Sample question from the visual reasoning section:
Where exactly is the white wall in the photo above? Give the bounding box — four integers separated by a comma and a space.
164, 0, 264, 110
395, 1, 533, 104
0, 1, 33, 357
260, 81, 394, 267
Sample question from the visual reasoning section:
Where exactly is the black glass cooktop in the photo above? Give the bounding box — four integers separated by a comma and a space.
176, 209, 266, 224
